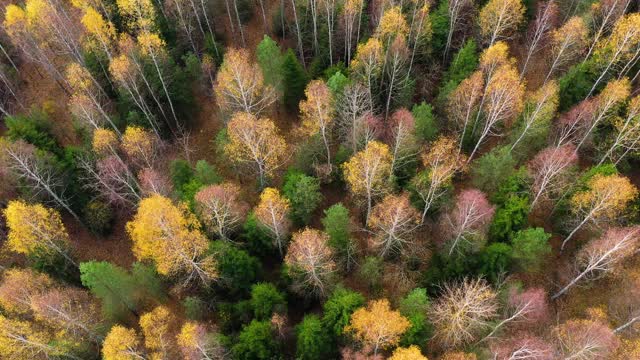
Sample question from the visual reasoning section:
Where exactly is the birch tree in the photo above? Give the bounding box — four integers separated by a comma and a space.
224, 112, 288, 188
299, 80, 336, 168
553, 226, 640, 299
562, 173, 637, 250
336, 82, 372, 152
528, 144, 578, 209
510, 80, 559, 152
478, 0, 525, 46
368, 192, 420, 257
440, 189, 495, 256
520, 1, 559, 77
386, 108, 419, 175
599, 94, 640, 165
254, 187, 291, 256
544, 16, 589, 83
284, 228, 336, 298
194, 183, 248, 240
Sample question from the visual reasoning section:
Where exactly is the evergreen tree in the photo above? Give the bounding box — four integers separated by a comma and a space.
282, 49, 308, 110
282, 170, 322, 225
296, 315, 333, 359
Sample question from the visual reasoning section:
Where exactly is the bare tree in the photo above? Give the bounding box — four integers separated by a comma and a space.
430, 278, 499, 349
520, 1, 559, 77
5, 141, 79, 220
367, 192, 420, 257
440, 189, 495, 256
337, 82, 373, 153
553, 319, 619, 359
528, 144, 578, 209
553, 226, 640, 299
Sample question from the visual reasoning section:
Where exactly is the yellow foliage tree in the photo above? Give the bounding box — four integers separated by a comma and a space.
116, 0, 156, 31
389, 345, 428, 360
81, 7, 116, 59
350, 38, 383, 111
254, 187, 291, 256
103, 325, 146, 360
121, 125, 158, 168
126, 195, 217, 286
478, 0, 525, 45
177, 321, 225, 359
376, 6, 409, 43
563, 173, 638, 249
140, 306, 176, 359
342, 140, 392, 222
93, 128, 120, 157
0, 315, 60, 359
215, 48, 276, 115
285, 228, 336, 297
224, 112, 288, 187
3, 200, 74, 265
299, 79, 336, 167
346, 299, 411, 355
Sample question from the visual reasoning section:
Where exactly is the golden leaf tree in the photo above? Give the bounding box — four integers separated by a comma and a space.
389, 345, 428, 360
254, 187, 291, 256
139, 306, 177, 359
177, 322, 226, 360
563, 173, 638, 250
215, 48, 276, 115
0, 315, 61, 359
194, 183, 249, 240
299, 79, 336, 168
92, 128, 120, 158
545, 16, 589, 82
342, 140, 393, 223
411, 136, 467, 222
3, 200, 75, 266
368, 192, 420, 257
284, 228, 336, 298
102, 325, 146, 360
350, 38, 383, 111
478, 0, 525, 45
126, 194, 217, 286
81, 7, 117, 60
224, 112, 288, 188
121, 125, 159, 168
346, 299, 411, 356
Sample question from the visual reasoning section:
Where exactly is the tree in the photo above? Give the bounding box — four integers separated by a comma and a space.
5, 141, 80, 220
281, 49, 307, 110
215, 48, 275, 115
139, 306, 176, 359
177, 322, 226, 360
254, 187, 291, 256
382, 37, 410, 120
0, 315, 64, 359
282, 171, 322, 225
79, 155, 142, 208
429, 278, 498, 348
520, 1, 559, 77
285, 228, 336, 298
322, 287, 365, 337
250, 283, 286, 320
511, 228, 552, 272
387, 108, 418, 175
346, 299, 411, 356
231, 320, 280, 360
350, 38, 383, 112
121, 126, 159, 168
440, 352, 477, 360
398, 288, 431, 348
479, 287, 549, 342
599, 94, 640, 165
470, 63, 525, 160
553, 226, 640, 299
412, 102, 438, 143
544, 16, 589, 83
256, 35, 284, 95
342, 141, 393, 223
586, 0, 631, 60
296, 314, 333, 360
389, 346, 428, 360
528, 144, 578, 209
80, 261, 164, 321
194, 182, 248, 240
588, 13, 640, 97
341, 0, 364, 64
299, 80, 336, 168
490, 334, 553, 360
574, 78, 631, 152
126, 194, 217, 286
336, 83, 375, 152
562, 174, 637, 250
440, 189, 495, 256
322, 203, 355, 268
4, 200, 75, 266
211, 241, 260, 295
224, 112, 288, 188
102, 325, 146, 360
553, 319, 619, 359
471, 145, 516, 195
510, 80, 559, 154
447, 71, 484, 151
31, 287, 102, 343
368, 192, 420, 257
411, 136, 467, 222
66, 62, 117, 134
0, 268, 54, 315
478, 0, 525, 45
